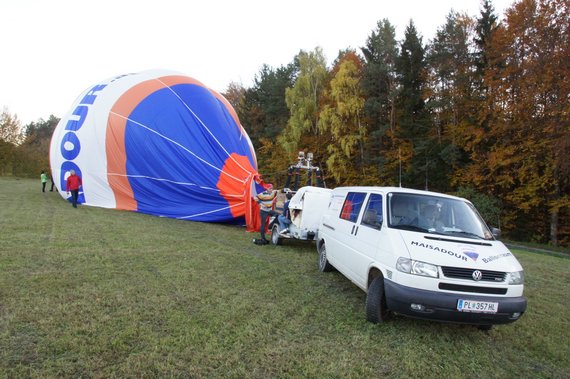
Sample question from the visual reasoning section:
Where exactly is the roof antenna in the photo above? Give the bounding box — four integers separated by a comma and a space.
425, 156, 429, 191
398, 147, 402, 188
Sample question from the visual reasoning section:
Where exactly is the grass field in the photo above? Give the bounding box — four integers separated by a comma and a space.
1, 177, 569, 378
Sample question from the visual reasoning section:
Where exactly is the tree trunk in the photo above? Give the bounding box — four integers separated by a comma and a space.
550, 208, 558, 246
390, 99, 396, 133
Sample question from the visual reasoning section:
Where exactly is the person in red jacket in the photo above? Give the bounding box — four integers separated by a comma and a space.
66, 169, 83, 208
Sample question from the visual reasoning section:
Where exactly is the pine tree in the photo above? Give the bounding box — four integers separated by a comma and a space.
235, 63, 296, 183
426, 11, 477, 191
361, 19, 399, 183
395, 21, 431, 189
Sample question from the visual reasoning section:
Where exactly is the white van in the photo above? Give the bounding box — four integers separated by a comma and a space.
316, 187, 527, 329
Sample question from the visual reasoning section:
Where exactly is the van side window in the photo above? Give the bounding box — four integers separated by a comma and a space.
362, 194, 383, 229
340, 192, 366, 222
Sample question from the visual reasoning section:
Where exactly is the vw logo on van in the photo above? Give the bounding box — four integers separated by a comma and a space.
472, 270, 483, 281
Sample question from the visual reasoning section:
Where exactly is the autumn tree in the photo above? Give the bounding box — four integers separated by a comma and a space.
0, 139, 15, 176
14, 115, 59, 177
0, 107, 23, 145
318, 51, 366, 185
0, 108, 23, 175
451, 0, 496, 186
223, 81, 246, 113
280, 47, 328, 157
459, 0, 569, 245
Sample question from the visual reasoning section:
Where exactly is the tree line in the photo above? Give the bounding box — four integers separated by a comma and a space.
0, 110, 58, 181
225, 0, 568, 246
1, 0, 567, 246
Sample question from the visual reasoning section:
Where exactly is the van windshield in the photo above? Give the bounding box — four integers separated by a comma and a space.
388, 193, 493, 240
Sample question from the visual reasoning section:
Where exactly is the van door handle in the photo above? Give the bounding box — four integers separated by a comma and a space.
354, 226, 359, 235
351, 225, 355, 234
323, 223, 335, 231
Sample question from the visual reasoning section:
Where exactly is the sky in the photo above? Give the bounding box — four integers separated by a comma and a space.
1, 0, 514, 126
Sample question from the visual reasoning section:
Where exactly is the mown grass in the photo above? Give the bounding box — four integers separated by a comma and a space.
1, 177, 569, 378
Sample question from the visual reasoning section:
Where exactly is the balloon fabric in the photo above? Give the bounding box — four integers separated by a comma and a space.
50, 70, 262, 224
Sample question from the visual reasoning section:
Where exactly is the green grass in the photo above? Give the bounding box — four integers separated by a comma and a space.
1, 177, 569, 378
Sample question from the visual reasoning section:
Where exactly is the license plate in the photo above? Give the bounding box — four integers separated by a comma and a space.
457, 299, 499, 313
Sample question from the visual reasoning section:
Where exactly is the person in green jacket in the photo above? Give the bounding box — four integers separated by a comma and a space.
40, 171, 48, 192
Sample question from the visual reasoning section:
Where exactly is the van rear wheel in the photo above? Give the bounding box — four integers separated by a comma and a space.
366, 277, 389, 323
318, 243, 333, 272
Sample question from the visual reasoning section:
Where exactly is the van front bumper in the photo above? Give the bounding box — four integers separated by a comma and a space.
384, 280, 527, 325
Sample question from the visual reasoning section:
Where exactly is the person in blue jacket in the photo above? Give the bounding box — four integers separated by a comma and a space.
278, 192, 293, 235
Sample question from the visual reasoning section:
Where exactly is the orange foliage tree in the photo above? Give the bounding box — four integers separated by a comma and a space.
456, 0, 569, 245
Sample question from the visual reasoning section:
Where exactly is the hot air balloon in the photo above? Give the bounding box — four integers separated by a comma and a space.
49, 69, 263, 225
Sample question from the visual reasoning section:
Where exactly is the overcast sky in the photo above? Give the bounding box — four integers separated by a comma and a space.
1, 0, 513, 126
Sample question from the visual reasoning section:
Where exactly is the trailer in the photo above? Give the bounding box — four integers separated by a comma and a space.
270, 186, 332, 245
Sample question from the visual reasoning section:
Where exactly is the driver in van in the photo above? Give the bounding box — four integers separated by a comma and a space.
419, 204, 444, 231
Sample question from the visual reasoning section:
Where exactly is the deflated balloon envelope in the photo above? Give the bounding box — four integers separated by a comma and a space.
50, 69, 259, 222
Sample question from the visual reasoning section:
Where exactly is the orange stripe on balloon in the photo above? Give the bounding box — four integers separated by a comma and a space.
158, 75, 206, 88
217, 153, 258, 218
106, 111, 136, 210
106, 79, 175, 210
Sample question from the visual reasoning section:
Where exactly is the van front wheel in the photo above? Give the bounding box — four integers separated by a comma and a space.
366, 277, 389, 323
318, 244, 333, 272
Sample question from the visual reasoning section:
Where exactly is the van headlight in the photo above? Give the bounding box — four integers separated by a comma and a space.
397, 257, 439, 278
507, 270, 524, 285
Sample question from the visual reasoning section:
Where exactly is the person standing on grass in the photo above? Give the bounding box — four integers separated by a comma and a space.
66, 169, 82, 208
49, 173, 55, 192
40, 171, 48, 192
256, 183, 278, 243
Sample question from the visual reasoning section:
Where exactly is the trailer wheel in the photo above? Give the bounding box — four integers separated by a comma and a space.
318, 243, 333, 272
365, 276, 389, 323
271, 226, 281, 245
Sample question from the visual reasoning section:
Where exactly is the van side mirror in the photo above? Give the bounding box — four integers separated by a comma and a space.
491, 227, 501, 239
